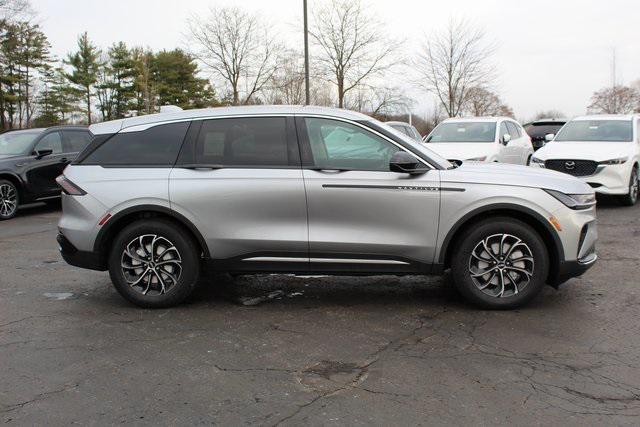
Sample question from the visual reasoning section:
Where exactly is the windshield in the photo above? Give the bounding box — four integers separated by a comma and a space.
0, 130, 42, 155
524, 123, 565, 139
427, 122, 496, 143
555, 120, 633, 142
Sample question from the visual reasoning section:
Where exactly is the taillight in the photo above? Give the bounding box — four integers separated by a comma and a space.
56, 175, 86, 196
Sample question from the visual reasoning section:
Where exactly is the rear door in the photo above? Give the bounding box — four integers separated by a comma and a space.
170, 116, 309, 271
297, 116, 441, 273
61, 129, 91, 162
499, 121, 520, 164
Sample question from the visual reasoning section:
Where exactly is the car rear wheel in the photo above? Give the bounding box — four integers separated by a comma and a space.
619, 167, 638, 206
450, 217, 548, 309
108, 219, 200, 308
0, 179, 19, 220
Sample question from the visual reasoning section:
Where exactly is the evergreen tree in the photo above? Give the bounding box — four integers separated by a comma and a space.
151, 49, 217, 110
96, 42, 136, 120
64, 32, 100, 124
0, 20, 51, 129
131, 47, 155, 115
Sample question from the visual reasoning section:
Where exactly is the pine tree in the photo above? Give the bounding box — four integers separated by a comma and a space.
64, 32, 100, 124
151, 49, 217, 110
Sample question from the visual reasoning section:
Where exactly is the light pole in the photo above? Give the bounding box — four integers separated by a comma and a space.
303, 0, 310, 105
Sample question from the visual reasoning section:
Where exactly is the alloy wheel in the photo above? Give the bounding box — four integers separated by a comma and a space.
468, 233, 534, 298
0, 183, 18, 218
121, 234, 183, 296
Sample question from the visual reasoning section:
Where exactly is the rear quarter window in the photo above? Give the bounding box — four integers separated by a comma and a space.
81, 122, 190, 166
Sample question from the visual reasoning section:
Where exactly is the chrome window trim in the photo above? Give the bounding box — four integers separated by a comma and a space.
117, 112, 438, 170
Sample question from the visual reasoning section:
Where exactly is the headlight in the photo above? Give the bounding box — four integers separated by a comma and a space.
544, 189, 596, 210
530, 157, 545, 166
599, 157, 627, 165
466, 156, 487, 161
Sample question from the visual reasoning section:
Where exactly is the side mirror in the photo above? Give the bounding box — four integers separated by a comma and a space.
34, 148, 53, 159
544, 133, 555, 142
501, 134, 511, 145
389, 151, 428, 175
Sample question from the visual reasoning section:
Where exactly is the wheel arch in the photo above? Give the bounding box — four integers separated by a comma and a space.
94, 205, 210, 259
0, 172, 24, 200
439, 203, 564, 282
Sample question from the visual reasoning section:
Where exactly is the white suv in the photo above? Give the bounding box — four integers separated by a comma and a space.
531, 115, 639, 205
424, 117, 534, 165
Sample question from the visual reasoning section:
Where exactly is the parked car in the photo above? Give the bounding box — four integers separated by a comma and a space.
531, 114, 639, 205
57, 106, 597, 309
524, 118, 567, 150
0, 126, 91, 220
424, 117, 534, 165
385, 121, 422, 142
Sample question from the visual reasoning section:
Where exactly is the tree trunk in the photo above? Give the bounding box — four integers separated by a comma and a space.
337, 79, 344, 108
86, 87, 92, 125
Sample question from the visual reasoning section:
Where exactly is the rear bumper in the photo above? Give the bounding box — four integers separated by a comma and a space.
57, 233, 107, 271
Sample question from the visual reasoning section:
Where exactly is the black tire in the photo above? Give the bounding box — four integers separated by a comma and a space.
618, 167, 638, 206
526, 155, 532, 166
108, 219, 200, 308
0, 179, 19, 220
450, 217, 548, 310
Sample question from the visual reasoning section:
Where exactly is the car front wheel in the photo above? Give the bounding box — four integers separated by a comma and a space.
619, 167, 638, 206
451, 217, 549, 309
0, 179, 19, 220
108, 219, 200, 308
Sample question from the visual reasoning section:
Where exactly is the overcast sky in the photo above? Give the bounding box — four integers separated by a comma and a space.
32, 0, 640, 120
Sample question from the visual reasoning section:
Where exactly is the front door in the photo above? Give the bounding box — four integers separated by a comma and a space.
25, 131, 67, 197
296, 116, 441, 273
170, 116, 309, 271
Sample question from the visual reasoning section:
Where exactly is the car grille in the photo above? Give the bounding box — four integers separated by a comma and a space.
545, 159, 598, 177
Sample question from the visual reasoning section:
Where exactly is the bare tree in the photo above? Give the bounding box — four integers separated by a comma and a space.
533, 109, 565, 120
0, 0, 31, 20
463, 86, 512, 117
310, 0, 397, 108
588, 85, 638, 114
415, 19, 496, 117
187, 6, 282, 105
347, 85, 413, 117
264, 49, 306, 105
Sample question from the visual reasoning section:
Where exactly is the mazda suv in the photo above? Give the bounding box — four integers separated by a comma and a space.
530, 115, 639, 205
57, 106, 598, 309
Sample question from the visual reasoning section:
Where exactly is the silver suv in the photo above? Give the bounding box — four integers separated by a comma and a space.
56, 106, 598, 309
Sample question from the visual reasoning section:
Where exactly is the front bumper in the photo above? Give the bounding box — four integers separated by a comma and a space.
57, 233, 107, 271
551, 253, 597, 286
531, 162, 631, 195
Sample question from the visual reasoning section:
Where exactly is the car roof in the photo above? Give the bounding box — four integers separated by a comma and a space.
386, 121, 412, 127
526, 118, 567, 125
441, 116, 514, 123
45, 125, 89, 131
0, 127, 45, 134
89, 105, 373, 135
572, 114, 638, 122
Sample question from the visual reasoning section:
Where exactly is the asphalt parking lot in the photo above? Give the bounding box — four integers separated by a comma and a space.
1, 200, 639, 425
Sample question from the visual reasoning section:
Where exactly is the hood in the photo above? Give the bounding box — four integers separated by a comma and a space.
0, 153, 23, 163
534, 141, 633, 162
425, 142, 498, 161
441, 162, 593, 195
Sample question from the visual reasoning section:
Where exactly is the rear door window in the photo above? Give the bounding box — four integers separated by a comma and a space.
63, 130, 91, 153
82, 122, 189, 166
192, 117, 290, 167
506, 122, 520, 138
